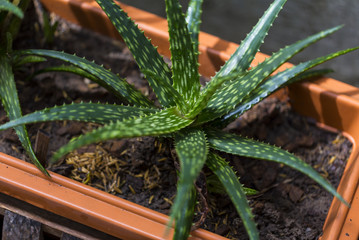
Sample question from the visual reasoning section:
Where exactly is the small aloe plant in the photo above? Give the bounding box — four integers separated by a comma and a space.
0, 0, 49, 176
1, 0, 357, 239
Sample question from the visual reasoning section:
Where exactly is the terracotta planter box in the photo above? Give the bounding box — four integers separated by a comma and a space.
0, 0, 358, 239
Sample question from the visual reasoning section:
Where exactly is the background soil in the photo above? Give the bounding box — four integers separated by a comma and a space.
0, 4, 352, 239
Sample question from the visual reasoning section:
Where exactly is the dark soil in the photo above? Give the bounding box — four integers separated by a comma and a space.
1, 4, 352, 240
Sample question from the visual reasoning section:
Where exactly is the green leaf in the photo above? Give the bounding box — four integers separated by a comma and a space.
140, 69, 186, 110
169, 128, 208, 233
172, 185, 197, 240
206, 152, 258, 240
15, 49, 153, 107
5, 32, 12, 53
29, 64, 104, 84
12, 55, 47, 68
1, 0, 30, 45
0, 0, 23, 18
166, 0, 200, 107
212, 71, 334, 130
94, 0, 180, 108
206, 174, 258, 196
42, 11, 59, 44
186, 72, 244, 119
197, 26, 343, 124
206, 128, 348, 206
50, 107, 193, 163
222, 47, 358, 122
287, 69, 335, 84
215, 0, 287, 77
0, 55, 48, 175
185, 0, 203, 53
0, 102, 158, 130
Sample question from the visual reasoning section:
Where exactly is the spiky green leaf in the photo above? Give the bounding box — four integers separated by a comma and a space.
216, 0, 286, 77
173, 185, 197, 240
208, 69, 333, 130
15, 49, 153, 107
50, 107, 193, 163
206, 174, 258, 196
1, 0, 30, 46
186, 72, 244, 118
0, 102, 158, 131
197, 26, 343, 123
94, 0, 180, 108
166, 0, 200, 107
185, 0, 203, 53
222, 47, 358, 122
0, 55, 48, 175
29, 64, 101, 83
206, 128, 347, 205
169, 128, 208, 232
0, 0, 23, 18
140, 69, 186, 109
12, 55, 46, 68
286, 69, 334, 84
206, 152, 258, 240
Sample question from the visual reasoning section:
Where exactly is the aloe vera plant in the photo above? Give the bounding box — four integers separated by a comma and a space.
1, 0, 357, 239
0, 0, 49, 175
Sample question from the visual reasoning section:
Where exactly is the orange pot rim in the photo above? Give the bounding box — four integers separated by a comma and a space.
0, 0, 357, 239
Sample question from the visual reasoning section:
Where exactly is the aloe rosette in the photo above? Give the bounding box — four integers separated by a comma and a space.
1, 0, 358, 239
